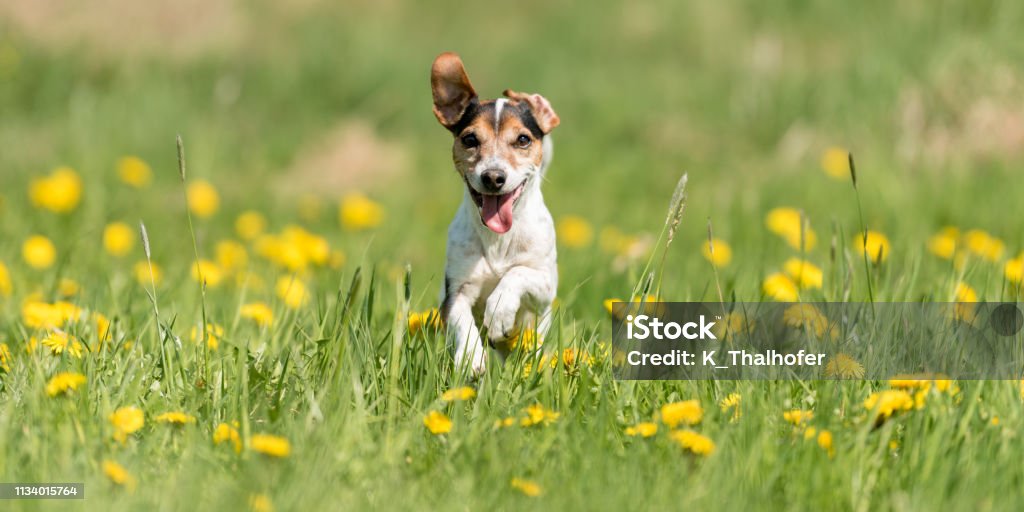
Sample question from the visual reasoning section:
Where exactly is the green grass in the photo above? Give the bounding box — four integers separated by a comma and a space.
2, 0, 1024, 510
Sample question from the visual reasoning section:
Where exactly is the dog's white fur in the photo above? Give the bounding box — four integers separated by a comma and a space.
443, 136, 557, 374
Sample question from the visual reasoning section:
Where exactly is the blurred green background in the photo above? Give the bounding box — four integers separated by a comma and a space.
2, 0, 1023, 302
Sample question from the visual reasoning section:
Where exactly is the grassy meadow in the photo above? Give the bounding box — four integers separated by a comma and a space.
2, 0, 1024, 510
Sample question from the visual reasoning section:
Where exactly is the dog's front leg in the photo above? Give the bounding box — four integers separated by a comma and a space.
447, 293, 487, 375
483, 266, 555, 343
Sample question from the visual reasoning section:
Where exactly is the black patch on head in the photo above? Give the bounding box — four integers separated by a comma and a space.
514, 103, 545, 139
447, 99, 488, 136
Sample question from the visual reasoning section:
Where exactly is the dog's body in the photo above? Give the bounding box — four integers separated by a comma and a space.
430, 52, 560, 374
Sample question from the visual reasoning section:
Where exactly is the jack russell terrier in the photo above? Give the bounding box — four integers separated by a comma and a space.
430, 52, 560, 375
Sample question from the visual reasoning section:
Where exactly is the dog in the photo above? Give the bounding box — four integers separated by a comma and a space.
430, 52, 560, 375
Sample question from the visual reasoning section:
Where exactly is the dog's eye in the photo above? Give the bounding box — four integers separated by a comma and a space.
515, 134, 532, 148
460, 133, 479, 148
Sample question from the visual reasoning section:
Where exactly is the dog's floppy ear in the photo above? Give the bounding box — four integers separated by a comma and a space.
503, 89, 560, 133
431, 52, 477, 129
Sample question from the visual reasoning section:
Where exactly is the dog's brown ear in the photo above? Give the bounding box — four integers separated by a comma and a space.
503, 89, 560, 133
431, 52, 477, 129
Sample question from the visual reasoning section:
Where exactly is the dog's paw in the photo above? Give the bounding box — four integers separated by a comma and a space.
454, 342, 487, 376
483, 294, 521, 343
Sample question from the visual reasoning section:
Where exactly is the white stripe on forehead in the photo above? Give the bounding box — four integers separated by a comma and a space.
493, 98, 507, 132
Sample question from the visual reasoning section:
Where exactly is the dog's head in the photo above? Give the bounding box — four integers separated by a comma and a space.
431, 52, 560, 234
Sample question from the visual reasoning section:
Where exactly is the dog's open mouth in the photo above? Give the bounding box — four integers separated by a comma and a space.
468, 181, 526, 234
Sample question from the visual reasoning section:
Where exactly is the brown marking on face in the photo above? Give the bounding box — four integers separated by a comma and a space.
450, 100, 544, 181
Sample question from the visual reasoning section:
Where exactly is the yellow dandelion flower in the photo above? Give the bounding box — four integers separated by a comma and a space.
803, 427, 818, 440
765, 207, 817, 250
93, 312, 112, 343
275, 275, 310, 309
155, 411, 196, 425
23, 235, 57, 269
21, 300, 82, 329
863, 390, 914, 421
520, 404, 560, 427
953, 281, 978, 323
556, 215, 594, 248
493, 417, 517, 429
133, 261, 163, 286
45, 371, 86, 396
191, 259, 224, 288
624, 422, 658, 438
817, 430, 834, 458
719, 393, 741, 411
927, 227, 959, 260
783, 304, 836, 339
236, 211, 267, 241
187, 180, 220, 218
215, 240, 248, 273
241, 302, 274, 327
109, 406, 145, 443
256, 234, 306, 271
603, 298, 623, 317
510, 478, 543, 497
103, 222, 135, 257
441, 386, 476, 402
408, 308, 442, 335
0, 343, 11, 372
117, 156, 152, 188
102, 460, 136, 490
507, 328, 542, 351
339, 193, 384, 231
825, 353, 865, 378
213, 422, 242, 453
249, 493, 274, 512
280, 225, 330, 267
719, 392, 741, 421
963, 229, 1005, 262
854, 230, 891, 263
29, 166, 82, 213
821, 146, 850, 179
669, 430, 716, 456
701, 238, 733, 267
190, 323, 224, 350
58, 278, 81, 298
783, 409, 814, 426
763, 272, 798, 302
783, 258, 823, 289
423, 410, 452, 434
41, 330, 84, 358
660, 399, 703, 428
0, 260, 12, 297
888, 374, 958, 397
954, 281, 978, 302
1005, 256, 1024, 285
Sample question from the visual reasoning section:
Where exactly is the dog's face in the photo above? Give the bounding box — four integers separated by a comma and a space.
431, 52, 560, 234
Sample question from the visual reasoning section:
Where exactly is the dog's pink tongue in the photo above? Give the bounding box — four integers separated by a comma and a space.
481, 193, 514, 234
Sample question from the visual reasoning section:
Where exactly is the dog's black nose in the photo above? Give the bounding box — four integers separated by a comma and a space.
481, 169, 506, 193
